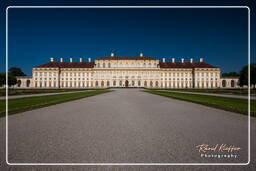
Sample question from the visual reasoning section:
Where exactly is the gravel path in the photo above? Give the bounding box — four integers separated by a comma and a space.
0, 89, 255, 170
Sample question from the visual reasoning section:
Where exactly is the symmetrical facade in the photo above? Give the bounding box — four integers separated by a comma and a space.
31, 53, 223, 88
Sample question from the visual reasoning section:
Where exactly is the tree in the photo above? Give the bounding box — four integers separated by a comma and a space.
8, 74, 17, 87
0, 73, 5, 87
222, 72, 239, 77
0, 73, 17, 88
239, 63, 256, 89
9, 67, 26, 76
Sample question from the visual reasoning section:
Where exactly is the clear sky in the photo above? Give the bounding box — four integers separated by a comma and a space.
0, 0, 255, 75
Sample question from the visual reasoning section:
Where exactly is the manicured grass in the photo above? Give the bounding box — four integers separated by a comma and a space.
0, 89, 110, 117
0, 88, 103, 96
144, 90, 256, 116
149, 88, 255, 96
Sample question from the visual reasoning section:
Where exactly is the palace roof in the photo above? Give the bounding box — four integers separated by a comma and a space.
159, 62, 218, 68
33, 60, 218, 69
96, 56, 156, 60
33, 62, 95, 68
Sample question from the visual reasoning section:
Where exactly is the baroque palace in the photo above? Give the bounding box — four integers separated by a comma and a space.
29, 52, 227, 88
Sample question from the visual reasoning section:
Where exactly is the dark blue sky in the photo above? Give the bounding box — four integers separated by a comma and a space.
0, 0, 255, 75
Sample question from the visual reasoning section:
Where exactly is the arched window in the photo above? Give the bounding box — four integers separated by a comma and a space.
101, 81, 104, 87
103, 63, 105, 68
17, 80, 21, 87
144, 81, 147, 87
95, 81, 98, 87
107, 81, 110, 86
231, 80, 235, 87
150, 81, 153, 87
113, 80, 116, 86
119, 80, 122, 86
222, 80, 226, 87
108, 63, 111, 68
155, 81, 159, 87
132, 81, 135, 86
138, 81, 141, 86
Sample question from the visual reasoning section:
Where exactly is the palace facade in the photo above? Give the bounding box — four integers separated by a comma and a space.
30, 53, 225, 88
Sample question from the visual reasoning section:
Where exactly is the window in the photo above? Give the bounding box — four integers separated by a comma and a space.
155, 81, 159, 87
150, 81, 153, 87
144, 81, 147, 86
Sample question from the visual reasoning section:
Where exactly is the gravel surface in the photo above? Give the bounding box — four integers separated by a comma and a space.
0, 89, 255, 170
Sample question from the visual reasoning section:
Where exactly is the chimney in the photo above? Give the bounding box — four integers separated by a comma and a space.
190, 58, 193, 63
199, 58, 203, 62
88, 58, 91, 62
70, 58, 73, 62
181, 58, 184, 63
111, 52, 115, 57
60, 58, 63, 62
50, 57, 54, 62
162, 58, 165, 62
172, 58, 175, 63
79, 58, 83, 62
140, 52, 143, 57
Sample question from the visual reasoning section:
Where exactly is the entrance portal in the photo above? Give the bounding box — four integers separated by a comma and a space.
125, 80, 129, 87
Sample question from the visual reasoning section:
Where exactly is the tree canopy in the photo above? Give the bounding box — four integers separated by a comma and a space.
0, 73, 17, 87
239, 63, 256, 89
222, 72, 239, 77
9, 67, 26, 76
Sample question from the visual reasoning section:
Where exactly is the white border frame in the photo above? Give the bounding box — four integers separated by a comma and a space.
5, 6, 251, 166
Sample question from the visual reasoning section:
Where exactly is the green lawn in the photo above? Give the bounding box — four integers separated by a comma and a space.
0, 88, 103, 96
149, 88, 255, 96
0, 89, 110, 117
144, 90, 256, 116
